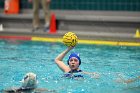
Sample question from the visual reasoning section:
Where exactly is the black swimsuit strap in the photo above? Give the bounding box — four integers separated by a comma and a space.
68, 69, 82, 73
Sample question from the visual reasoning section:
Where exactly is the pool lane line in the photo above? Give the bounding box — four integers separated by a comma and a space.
32, 37, 140, 47
78, 39, 140, 46
32, 37, 62, 42
0, 35, 140, 46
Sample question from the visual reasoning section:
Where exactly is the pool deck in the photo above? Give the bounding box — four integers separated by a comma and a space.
0, 10, 140, 46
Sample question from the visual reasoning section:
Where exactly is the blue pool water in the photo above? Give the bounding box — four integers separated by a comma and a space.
0, 40, 140, 93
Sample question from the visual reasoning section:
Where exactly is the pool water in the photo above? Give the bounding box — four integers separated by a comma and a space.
0, 40, 140, 93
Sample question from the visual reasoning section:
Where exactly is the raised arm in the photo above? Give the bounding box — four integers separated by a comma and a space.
55, 47, 73, 72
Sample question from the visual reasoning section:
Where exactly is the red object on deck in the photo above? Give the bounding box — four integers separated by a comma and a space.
49, 13, 57, 34
0, 36, 32, 40
4, 0, 20, 14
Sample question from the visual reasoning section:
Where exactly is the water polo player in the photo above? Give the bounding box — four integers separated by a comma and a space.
55, 46, 100, 79
2, 72, 55, 93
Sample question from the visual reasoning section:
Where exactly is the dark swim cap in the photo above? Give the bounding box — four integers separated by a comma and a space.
67, 53, 81, 65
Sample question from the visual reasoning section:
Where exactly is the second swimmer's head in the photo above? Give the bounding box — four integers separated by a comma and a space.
21, 72, 38, 89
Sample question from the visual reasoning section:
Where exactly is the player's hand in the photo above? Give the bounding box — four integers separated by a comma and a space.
28, 0, 32, 3
47, 0, 51, 3
68, 46, 74, 50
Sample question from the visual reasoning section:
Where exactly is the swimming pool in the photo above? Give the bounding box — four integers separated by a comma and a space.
0, 40, 140, 93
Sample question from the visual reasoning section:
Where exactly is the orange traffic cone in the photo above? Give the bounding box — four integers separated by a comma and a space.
4, 0, 19, 14
49, 13, 57, 34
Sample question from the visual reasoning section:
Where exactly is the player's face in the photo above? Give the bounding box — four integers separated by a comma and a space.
68, 57, 79, 70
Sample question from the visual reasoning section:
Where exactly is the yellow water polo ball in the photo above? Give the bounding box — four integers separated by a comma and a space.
63, 32, 78, 47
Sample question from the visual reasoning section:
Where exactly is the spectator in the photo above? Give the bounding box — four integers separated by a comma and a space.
28, 0, 51, 32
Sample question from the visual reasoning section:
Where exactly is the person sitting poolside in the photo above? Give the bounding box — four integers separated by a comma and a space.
55, 46, 100, 79
1, 72, 55, 93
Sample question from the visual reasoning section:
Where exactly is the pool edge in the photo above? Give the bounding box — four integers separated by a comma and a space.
0, 35, 140, 47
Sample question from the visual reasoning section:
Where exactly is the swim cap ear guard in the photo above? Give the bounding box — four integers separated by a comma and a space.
67, 53, 81, 65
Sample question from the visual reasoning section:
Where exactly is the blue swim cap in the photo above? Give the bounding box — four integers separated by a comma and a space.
67, 53, 81, 65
